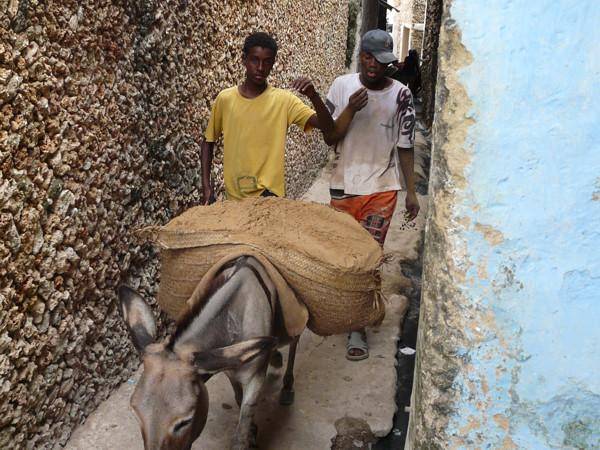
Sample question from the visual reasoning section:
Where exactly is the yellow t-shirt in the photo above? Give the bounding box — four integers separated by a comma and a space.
204, 85, 315, 199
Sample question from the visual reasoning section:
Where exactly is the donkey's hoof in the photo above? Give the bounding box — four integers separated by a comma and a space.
279, 388, 295, 405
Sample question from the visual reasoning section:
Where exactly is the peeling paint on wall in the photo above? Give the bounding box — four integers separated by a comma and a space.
408, 1, 476, 447
592, 178, 600, 201
411, 0, 600, 448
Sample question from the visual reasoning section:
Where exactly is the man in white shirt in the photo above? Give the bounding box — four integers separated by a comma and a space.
323, 29, 420, 360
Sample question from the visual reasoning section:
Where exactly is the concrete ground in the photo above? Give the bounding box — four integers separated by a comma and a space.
65, 152, 428, 450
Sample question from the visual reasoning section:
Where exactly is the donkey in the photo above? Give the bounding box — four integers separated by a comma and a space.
118, 255, 300, 450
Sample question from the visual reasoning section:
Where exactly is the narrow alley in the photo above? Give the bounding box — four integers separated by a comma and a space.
64, 122, 431, 449
2, 0, 598, 449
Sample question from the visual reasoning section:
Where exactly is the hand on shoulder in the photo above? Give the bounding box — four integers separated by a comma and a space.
291, 77, 317, 100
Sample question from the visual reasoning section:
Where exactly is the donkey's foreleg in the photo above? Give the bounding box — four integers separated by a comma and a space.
232, 369, 267, 450
279, 336, 300, 406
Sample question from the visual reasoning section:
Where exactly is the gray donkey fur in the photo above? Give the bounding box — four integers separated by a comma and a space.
119, 255, 299, 450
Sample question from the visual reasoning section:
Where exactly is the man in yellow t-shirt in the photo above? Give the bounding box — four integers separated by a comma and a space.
201, 32, 334, 202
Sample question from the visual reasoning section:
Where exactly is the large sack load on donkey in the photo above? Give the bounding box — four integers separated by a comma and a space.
145, 197, 384, 336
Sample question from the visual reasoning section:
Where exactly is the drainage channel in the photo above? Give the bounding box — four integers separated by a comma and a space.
375, 117, 430, 450
374, 256, 423, 450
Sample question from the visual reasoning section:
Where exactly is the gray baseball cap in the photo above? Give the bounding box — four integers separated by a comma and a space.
361, 29, 397, 64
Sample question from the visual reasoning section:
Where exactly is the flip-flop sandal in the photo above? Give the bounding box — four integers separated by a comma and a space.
346, 331, 369, 361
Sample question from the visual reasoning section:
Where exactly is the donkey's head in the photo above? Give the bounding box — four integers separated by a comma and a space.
118, 286, 276, 450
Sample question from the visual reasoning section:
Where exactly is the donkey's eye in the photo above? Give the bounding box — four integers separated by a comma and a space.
173, 417, 193, 433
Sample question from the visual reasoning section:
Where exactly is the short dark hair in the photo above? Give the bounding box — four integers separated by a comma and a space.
243, 32, 278, 56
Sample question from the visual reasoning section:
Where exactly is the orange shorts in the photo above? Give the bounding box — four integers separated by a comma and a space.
330, 190, 398, 245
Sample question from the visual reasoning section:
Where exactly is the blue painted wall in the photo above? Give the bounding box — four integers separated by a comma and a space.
443, 0, 599, 448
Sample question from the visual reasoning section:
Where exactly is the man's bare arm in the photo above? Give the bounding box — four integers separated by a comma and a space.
291, 77, 334, 134
323, 87, 368, 146
201, 139, 215, 205
398, 147, 420, 220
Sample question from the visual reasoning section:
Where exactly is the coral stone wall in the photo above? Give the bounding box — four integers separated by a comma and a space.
0, 1, 348, 447
410, 29, 424, 55
412, 0, 426, 24
421, 0, 443, 126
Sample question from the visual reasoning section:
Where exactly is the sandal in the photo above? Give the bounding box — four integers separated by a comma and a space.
346, 330, 369, 361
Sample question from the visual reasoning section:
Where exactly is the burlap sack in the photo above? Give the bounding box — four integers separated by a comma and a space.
144, 197, 385, 336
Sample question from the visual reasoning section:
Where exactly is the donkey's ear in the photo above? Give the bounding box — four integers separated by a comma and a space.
118, 285, 157, 354
192, 337, 277, 374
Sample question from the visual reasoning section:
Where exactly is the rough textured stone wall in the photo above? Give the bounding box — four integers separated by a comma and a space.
0, 1, 348, 447
421, 0, 443, 126
412, 0, 426, 23
345, 0, 360, 67
410, 29, 424, 55
409, 0, 425, 55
